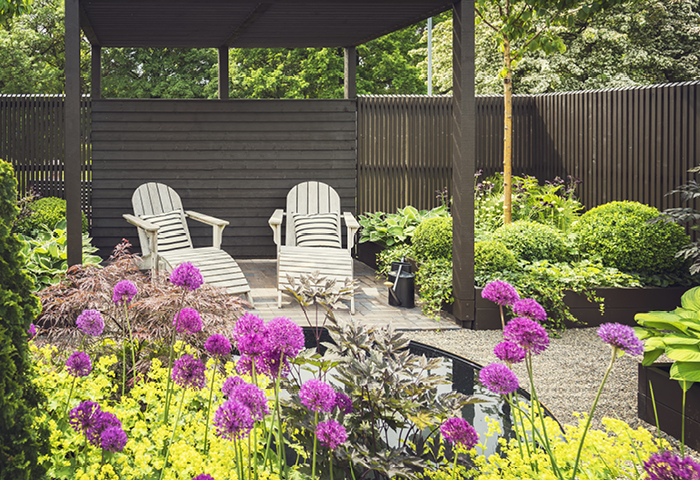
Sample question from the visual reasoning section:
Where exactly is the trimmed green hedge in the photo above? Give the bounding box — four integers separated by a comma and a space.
492, 220, 568, 263
475, 240, 518, 275
412, 216, 453, 261
14, 197, 88, 237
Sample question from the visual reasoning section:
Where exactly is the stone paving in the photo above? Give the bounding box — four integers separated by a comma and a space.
237, 259, 461, 331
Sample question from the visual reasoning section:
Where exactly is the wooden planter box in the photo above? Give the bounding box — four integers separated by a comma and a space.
638, 363, 700, 451
354, 241, 385, 271
472, 287, 686, 330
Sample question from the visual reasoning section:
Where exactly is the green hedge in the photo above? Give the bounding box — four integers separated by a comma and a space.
492, 220, 568, 263
412, 216, 453, 261
14, 197, 88, 237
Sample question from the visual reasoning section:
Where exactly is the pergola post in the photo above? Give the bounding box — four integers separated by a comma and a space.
451, 0, 476, 326
65, 0, 82, 266
219, 46, 229, 100
344, 47, 356, 99
91, 44, 101, 100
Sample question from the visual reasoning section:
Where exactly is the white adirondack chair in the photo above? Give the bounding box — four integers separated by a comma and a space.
123, 182, 253, 305
268, 181, 359, 313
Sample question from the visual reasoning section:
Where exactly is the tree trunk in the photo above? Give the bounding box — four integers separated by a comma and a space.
502, 39, 513, 224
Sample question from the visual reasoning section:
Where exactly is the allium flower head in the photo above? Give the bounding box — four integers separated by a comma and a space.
504, 317, 550, 355
112, 280, 138, 305
172, 354, 206, 390
479, 363, 519, 395
598, 323, 644, 356
235, 354, 269, 377
88, 410, 122, 447
69, 400, 101, 435
512, 298, 547, 322
334, 391, 353, 414
299, 379, 336, 413
481, 281, 520, 307
213, 399, 254, 440
173, 308, 202, 334
440, 417, 479, 449
494, 341, 526, 365
28, 323, 36, 339
222, 376, 246, 398
232, 313, 266, 343
101, 426, 128, 452
192, 475, 215, 480
76, 309, 105, 337
205, 334, 231, 357
66, 351, 92, 377
643, 450, 700, 480
170, 262, 203, 290
228, 382, 270, 421
237, 332, 267, 357
265, 316, 305, 361
316, 419, 348, 450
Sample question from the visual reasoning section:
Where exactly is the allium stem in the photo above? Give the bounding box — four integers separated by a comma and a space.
330, 450, 334, 480
203, 362, 218, 454
163, 289, 188, 423
263, 356, 285, 474
62, 375, 78, 418
123, 303, 137, 389
451, 445, 458, 480
526, 354, 562, 479
311, 411, 319, 480
570, 347, 617, 480
159, 388, 186, 480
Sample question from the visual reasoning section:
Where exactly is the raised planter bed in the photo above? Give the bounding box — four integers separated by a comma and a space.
354, 241, 385, 271
638, 363, 700, 452
472, 287, 686, 330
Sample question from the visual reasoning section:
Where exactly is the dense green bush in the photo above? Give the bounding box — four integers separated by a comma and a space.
412, 216, 453, 261
415, 257, 453, 318
572, 201, 690, 276
475, 240, 518, 275
492, 220, 568, 263
14, 197, 88, 237
0, 160, 49, 479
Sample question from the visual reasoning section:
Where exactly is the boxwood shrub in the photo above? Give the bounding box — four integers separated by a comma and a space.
571, 201, 690, 276
491, 220, 568, 263
412, 216, 453, 261
475, 240, 518, 275
14, 197, 88, 237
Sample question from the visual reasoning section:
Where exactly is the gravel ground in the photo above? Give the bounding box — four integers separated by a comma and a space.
402, 327, 700, 459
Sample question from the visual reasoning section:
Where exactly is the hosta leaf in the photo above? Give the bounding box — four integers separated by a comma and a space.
662, 335, 700, 346
669, 362, 700, 386
681, 286, 700, 311
642, 349, 664, 366
666, 347, 700, 363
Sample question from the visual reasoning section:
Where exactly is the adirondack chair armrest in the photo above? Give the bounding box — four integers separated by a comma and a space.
123, 213, 159, 233
343, 212, 359, 250
268, 209, 284, 248
185, 210, 228, 249
123, 214, 159, 273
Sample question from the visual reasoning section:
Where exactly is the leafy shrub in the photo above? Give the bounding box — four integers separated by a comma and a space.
415, 257, 453, 317
572, 201, 690, 276
14, 196, 88, 237
0, 160, 49, 479
413, 216, 453, 261
474, 240, 518, 276
492, 220, 568, 263
358, 204, 449, 248
377, 243, 415, 276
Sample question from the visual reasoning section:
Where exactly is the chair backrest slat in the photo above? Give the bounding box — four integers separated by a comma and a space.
284, 181, 342, 247
132, 182, 192, 256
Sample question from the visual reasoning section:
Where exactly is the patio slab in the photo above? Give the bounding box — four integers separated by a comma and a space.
237, 259, 461, 331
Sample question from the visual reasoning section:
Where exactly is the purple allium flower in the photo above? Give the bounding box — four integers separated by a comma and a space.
112, 280, 138, 305
28, 323, 36, 340
235, 354, 270, 378
227, 382, 270, 421
479, 363, 519, 395
66, 351, 92, 377
100, 426, 128, 452
316, 419, 348, 450
481, 281, 520, 307
192, 475, 215, 480
222, 376, 246, 398
440, 417, 479, 449
173, 308, 202, 334
643, 450, 700, 480
170, 262, 204, 290
213, 399, 254, 440
494, 341, 526, 365
265, 316, 305, 360
76, 309, 105, 337
334, 391, 353, 414
504, 317, 550, 355
172, 354, 206, 390
88, 410, 122, 447
597, 323, 644, 356
232, 313, 266, 343
205, 334, 231, 357
299, 379, 336, 413
69, 400, 101, 435
237, 332, 267, 357
512, 298, 547, 322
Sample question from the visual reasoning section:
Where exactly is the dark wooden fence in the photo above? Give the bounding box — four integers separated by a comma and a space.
0, 94, 92, 218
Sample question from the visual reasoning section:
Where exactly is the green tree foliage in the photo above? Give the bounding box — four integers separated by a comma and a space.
0, 0, 30, 25
0, 160, 49, 479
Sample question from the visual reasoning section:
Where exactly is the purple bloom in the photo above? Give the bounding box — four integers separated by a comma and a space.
112, 280, 138, 305
334, 392, 353, 414
316, 419, 348, 450
644, 451, 700, 480
299, 379, 336, 413
173, 308, 202, 334
598, 323, 644, 356
481, 281, 520, 307
172, 354, 206, 390
265, 316, 305, 361
213, 399, 254, 440
227, 382, 270, 421
504, 317, 550, 355
28, 323, 36, 340
170, 262, 204, 290
232, 313, 266, 343
494, 341, 526, 365
192, 476, 215, 480
222, 376, 246, 398
66, 351, 92, 377
479, 363, 519, 395
205, 334, 232, 357
512, 298, 547, 322
88, 410, 122, 447
440, 417, 479, 449
101, 426, 128, 452
237, 332, 267, 357
69, 401, 101, 435
76, 309, 105, 337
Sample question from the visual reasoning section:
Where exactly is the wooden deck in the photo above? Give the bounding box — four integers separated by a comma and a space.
237, 259, 461, 331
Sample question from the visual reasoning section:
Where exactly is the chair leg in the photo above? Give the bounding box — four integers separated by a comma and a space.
246, 292, 255, 308
351, 294, 355, 315
278, 291, 282, 309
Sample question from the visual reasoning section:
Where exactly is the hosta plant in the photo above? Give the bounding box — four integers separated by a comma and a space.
358, 204, 449, 248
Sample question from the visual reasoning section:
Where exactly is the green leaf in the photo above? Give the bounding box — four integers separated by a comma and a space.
666, 347, 700, 363
642, 349, 664, 366
662, 335, 700, 346
669, 362, 700, 386
681, 286, 700, 311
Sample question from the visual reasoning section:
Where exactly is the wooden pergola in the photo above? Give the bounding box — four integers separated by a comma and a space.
65, 0, 476, 324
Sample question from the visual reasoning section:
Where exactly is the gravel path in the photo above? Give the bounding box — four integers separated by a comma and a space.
402, 327, 699, 458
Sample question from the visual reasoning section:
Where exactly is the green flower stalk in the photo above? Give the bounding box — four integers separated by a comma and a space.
202, 334, 232, 454
113, 281, 138, 397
